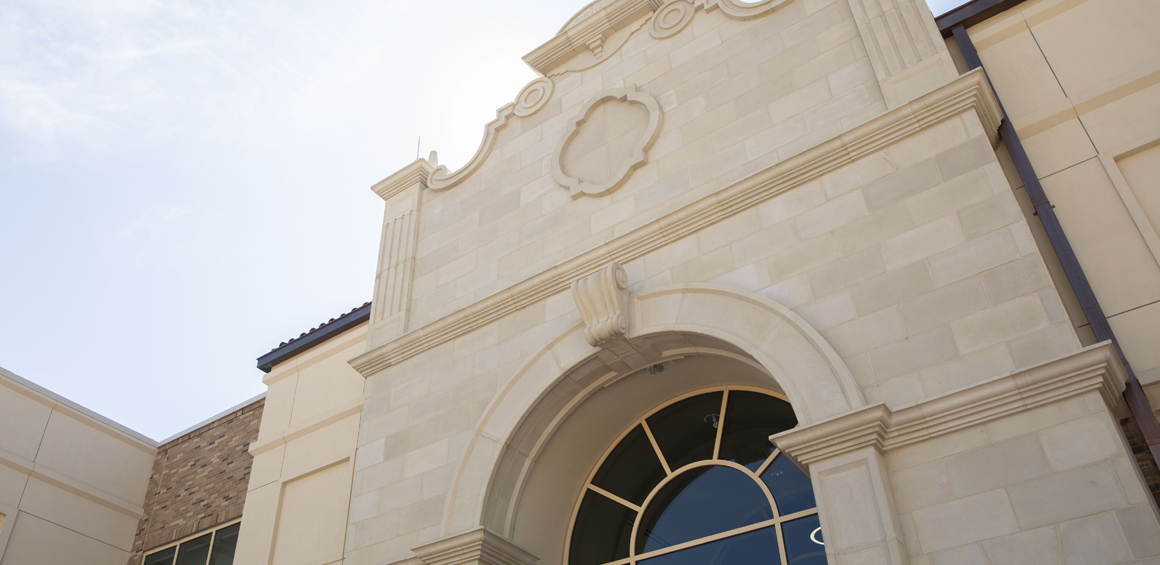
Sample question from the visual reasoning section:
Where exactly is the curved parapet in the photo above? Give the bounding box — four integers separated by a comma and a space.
426, 77, 554, 192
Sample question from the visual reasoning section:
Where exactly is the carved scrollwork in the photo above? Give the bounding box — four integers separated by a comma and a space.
514, 77, 554, 117
552, 85, 663, 198
650, 0, 695, 38
571, 262, 630, 347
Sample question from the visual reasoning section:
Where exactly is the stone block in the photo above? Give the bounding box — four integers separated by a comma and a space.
907, 169, 993, 227
1058, 511, 1133, 564
1007, 462, 1129, 529
950, 295, 1050, 354
869, 326, 958, 381
900, 277, 990, 335
887, 119, 968, 170
1117, 503, 1160, 559
911, 489, 1020, 554
731, 219, 798, 268
944, 434, 1052, 498
934, 136, 995, 182
794, 290, 857, 331
809, 246, 886, 298
927, 228, 1021, 288
402, 439, 449, 479
820, 306, 905, 355
1008, 323, 1081, 369
745, 114, 809, 159
863, 160, 942, 212
758, 181, 826, 226
979, 255, 1052, 306
833, 201, 916, 255
796, 190, 869, 240
919, 343, 1015, 398
851, 261, 934, 315
980, 527, 1063, 565
889, 460, 954, 513
1037, 414, 1123, 473
822, 151, 894, 198
883, 215, 964, 270
958, 192, 1022, 240
768, 233, 839, 282
931, 544, 989, 565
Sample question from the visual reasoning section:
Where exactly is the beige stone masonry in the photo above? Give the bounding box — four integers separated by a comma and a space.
412, 527, 537, 565
844, 0, 957, 108
771, 341, 1126, 467
351, 69, 1002, 378
369, 159, 432, 350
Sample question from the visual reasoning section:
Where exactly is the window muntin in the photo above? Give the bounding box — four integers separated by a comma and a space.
143, 521, 240, 565
568, 388, 825, 565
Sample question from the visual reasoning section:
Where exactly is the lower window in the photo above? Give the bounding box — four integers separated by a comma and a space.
568, 387, 825, 565
144, 521, 240, 565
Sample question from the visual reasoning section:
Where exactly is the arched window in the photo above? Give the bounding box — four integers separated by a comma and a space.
567, 388, 825, 565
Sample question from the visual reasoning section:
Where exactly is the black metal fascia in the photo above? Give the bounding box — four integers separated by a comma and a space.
947, 23, 1160, 462
935, 0, 1029, 38
256, 303, 372, 373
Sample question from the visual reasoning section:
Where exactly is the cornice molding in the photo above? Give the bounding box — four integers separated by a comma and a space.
373, 159, 434, 202
412, 527, 538, 565
523, 0, 661, 76
350, 70, 1001, 378
772, 342, 1127, 467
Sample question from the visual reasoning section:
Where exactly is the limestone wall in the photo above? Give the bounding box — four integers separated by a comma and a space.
343, 0, 1160, 564
0, 367, 155, 565
234, 323, 368, 565
960, 0, 1160, 395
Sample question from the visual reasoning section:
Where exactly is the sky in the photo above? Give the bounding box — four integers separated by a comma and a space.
0, 0, 969, 441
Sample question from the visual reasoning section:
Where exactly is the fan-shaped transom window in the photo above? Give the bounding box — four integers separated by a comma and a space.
567, 388, 825, 565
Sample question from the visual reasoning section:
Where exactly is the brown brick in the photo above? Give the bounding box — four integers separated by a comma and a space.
127, 398, 264, 564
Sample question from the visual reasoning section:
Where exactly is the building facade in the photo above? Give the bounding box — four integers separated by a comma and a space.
320, 0, 1160, 563
4, 0, 1160, 564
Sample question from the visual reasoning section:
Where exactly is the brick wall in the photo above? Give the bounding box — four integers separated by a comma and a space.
127, 397, 264, 565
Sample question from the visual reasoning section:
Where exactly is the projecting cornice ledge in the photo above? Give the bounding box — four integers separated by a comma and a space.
412, 527, 538, 565
772, 342, 1127, 468
349, 69, 1001, 379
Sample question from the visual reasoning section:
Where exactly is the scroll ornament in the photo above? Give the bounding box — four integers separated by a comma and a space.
571, 262, 630, 347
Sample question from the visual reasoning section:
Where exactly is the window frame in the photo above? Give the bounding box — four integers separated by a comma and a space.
142, 518, 241, 565
564, 386, 818, 565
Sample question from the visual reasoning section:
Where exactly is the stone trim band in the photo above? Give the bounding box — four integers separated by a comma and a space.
350, 70, 1003, 378
772, 342, 1128, 467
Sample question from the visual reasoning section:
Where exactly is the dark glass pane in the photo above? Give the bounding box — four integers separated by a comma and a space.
175, 533, 212, 565
646, 392, 723, 470
208, 523, 240, 565
760, 454, 815, 516
783, 514, 826, 564
637, 465, 772, 554
718, 392, 798, 468
640, 525, 780, 565
143, 547, 176, 565
570, 489, 637, 565
592, 424, 667, 506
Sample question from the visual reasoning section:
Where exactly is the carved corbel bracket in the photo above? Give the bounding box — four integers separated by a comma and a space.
413, 527, 538, 565
572, 262, 630, 347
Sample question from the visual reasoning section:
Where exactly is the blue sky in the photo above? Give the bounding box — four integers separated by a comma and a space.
0, 0, 969, 440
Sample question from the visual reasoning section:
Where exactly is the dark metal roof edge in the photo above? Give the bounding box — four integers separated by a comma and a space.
256, 303, 372, 373
935, 0, 1030, 37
